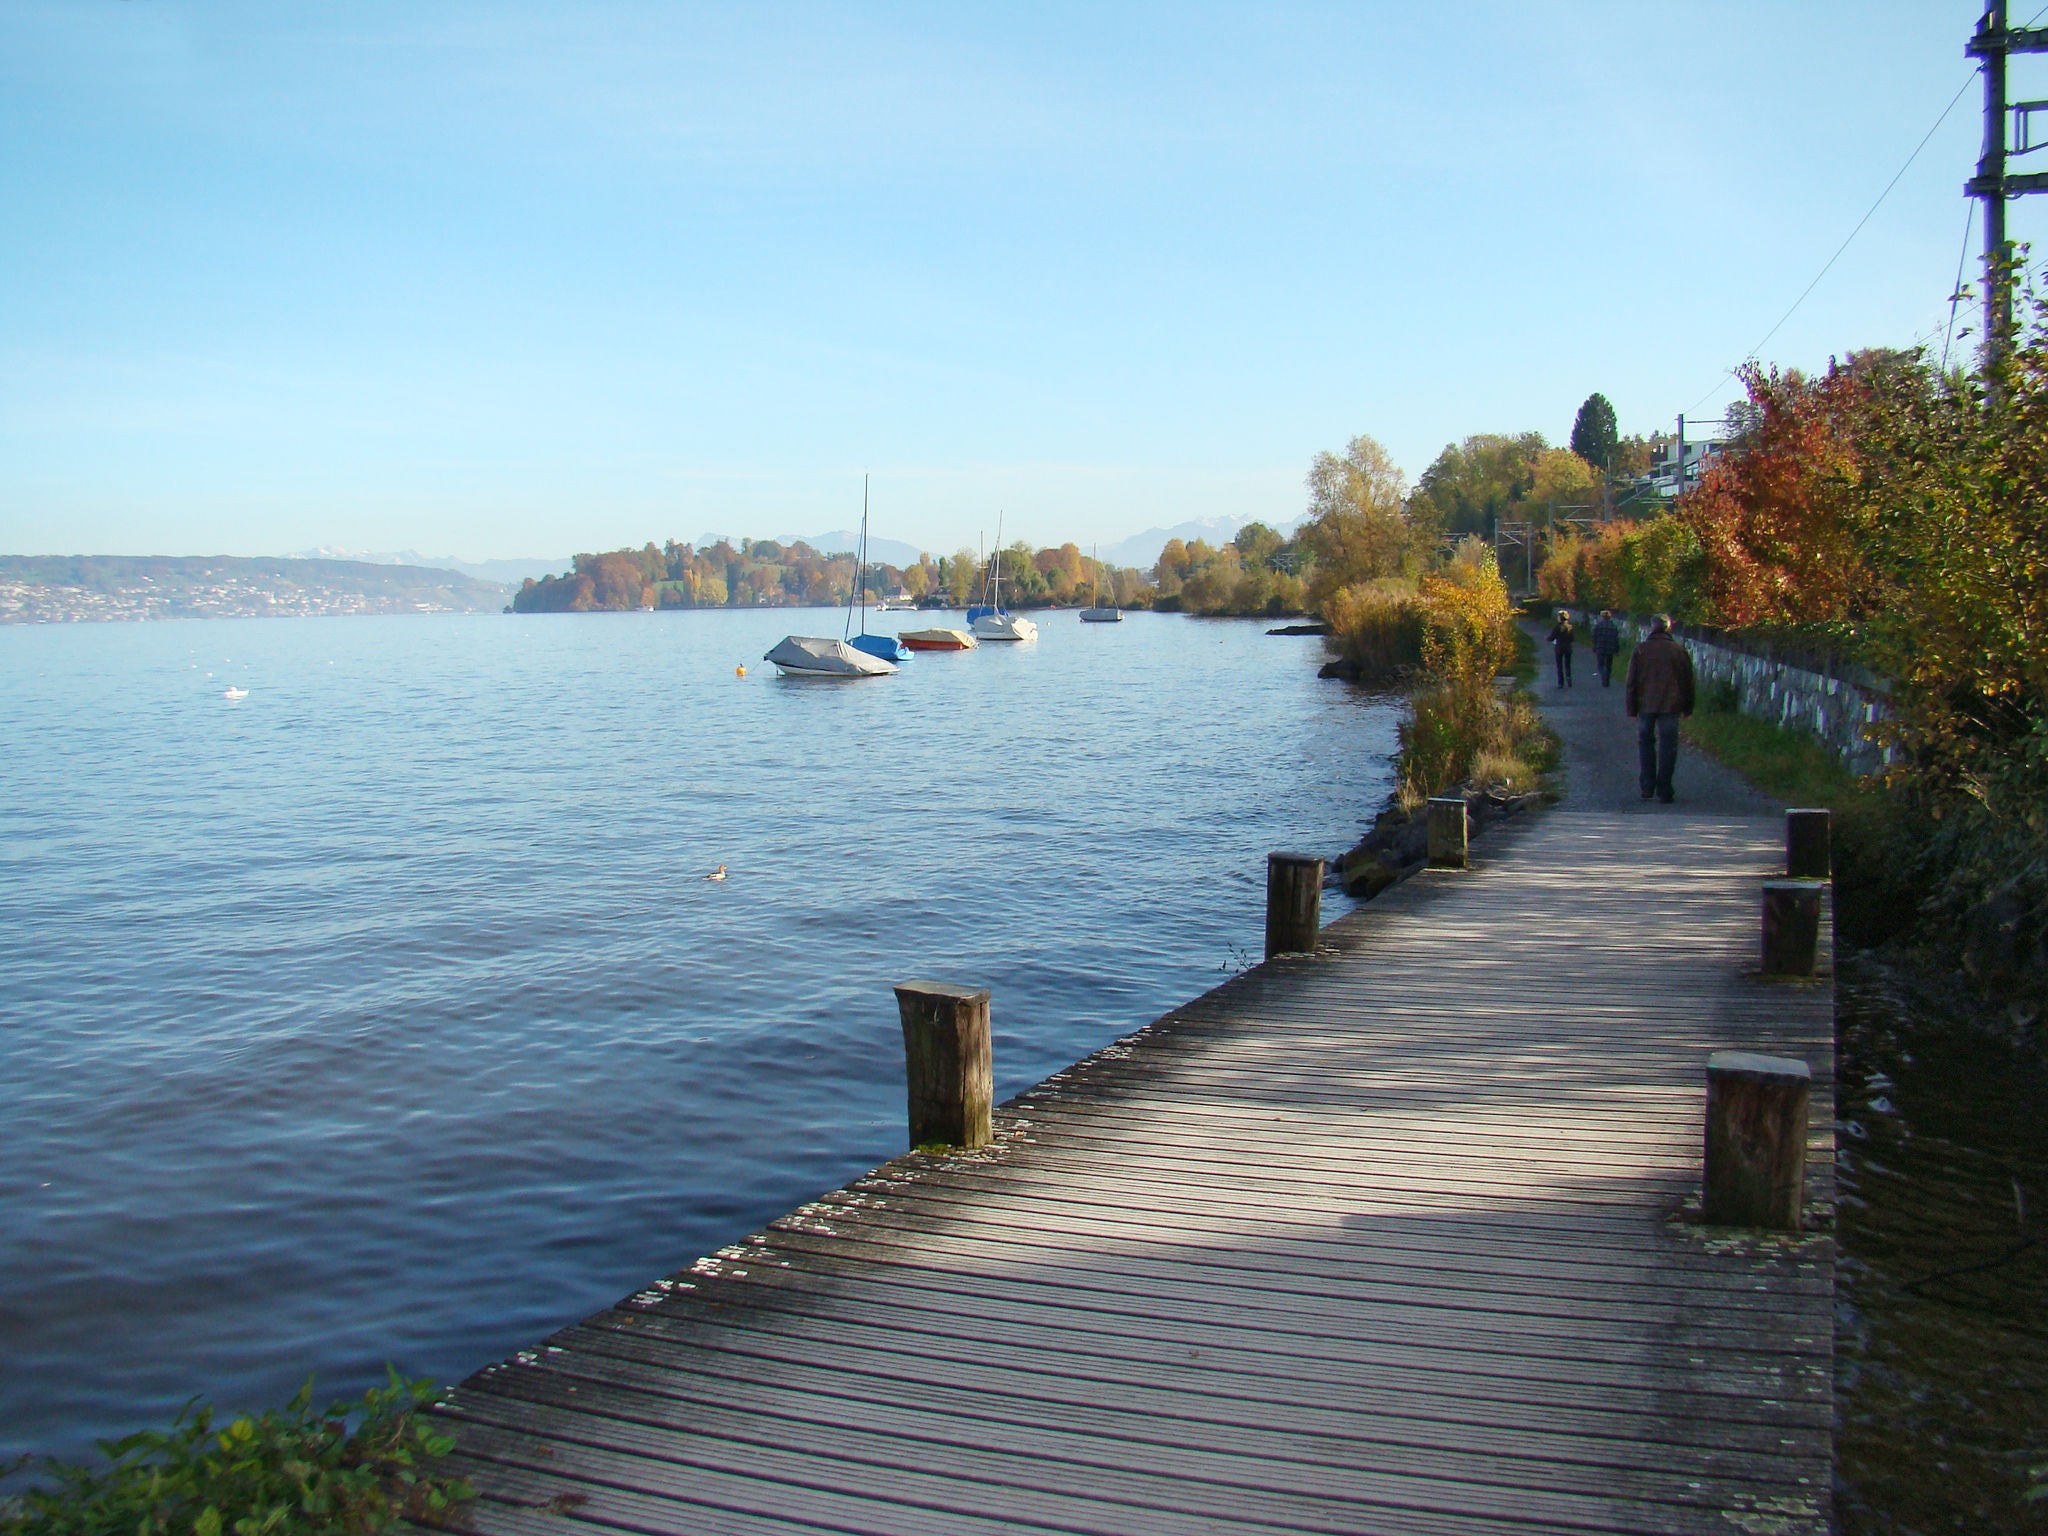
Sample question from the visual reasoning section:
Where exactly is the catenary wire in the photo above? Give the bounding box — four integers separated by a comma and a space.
1941, 200, 1977, 374
1685, 68, 1980, 415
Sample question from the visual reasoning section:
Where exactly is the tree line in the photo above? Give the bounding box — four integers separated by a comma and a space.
509, 389, 1671, 622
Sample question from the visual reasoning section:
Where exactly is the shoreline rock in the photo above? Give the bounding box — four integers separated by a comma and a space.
1333, 784, 1543, 898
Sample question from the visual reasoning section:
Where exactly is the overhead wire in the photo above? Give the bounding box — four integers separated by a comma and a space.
1687, 0, 2048, 419
1940, 200, 1976, 374
1685, 68, 1980, 415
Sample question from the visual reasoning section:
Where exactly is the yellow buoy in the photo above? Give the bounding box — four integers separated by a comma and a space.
735, 665, 747, 677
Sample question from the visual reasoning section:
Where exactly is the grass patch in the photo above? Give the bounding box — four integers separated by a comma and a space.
1508, 622, 1538, 685
1682, 708, 1860, 807
1680, 701, 1923, 945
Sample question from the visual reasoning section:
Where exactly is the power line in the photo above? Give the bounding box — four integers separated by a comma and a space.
1941, 200, 1976, 374
1686, 68, 1981, 414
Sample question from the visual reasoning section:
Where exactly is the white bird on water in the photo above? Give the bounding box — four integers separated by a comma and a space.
223, 686, 249, 701
704, 864, 728, 882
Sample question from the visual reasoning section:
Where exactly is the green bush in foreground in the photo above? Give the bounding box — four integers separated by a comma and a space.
0, 1372, 471, 1536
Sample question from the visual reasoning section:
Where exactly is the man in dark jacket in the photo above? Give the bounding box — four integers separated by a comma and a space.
1624, 615, 1695, 804
1591, 609, 1621, 687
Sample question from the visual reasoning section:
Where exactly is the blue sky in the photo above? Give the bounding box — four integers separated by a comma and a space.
0, 2, 2036, 560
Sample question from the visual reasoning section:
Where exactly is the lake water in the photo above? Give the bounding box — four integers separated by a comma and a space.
0, 608, 1398, 1464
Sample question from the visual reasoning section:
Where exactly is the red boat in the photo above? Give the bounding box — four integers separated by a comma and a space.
898, 627, 978, 651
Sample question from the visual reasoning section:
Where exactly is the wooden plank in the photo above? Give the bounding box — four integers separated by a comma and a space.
578, 1295, 1832, 1420
538, 1320, 1832, 1471
439, 810, 1833, 1535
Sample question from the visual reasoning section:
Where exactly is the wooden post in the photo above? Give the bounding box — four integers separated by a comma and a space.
1265, 853, 1324, 959
1760, 880, 1825, 977
1703, 1051, 1810, 1230
1426, 796, 1469, 869
1785, 808, 1832, 879
893, 981, 992, 1150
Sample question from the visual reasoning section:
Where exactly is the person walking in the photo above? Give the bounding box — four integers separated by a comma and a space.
1591, 609, 1621, 687
1547, 609, 1577, 689
1624, 614, 1696, 804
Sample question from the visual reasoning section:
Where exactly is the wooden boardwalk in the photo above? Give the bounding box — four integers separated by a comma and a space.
436, 809, 1835, 1535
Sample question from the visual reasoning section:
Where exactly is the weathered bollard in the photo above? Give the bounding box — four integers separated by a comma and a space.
1703, 1051, 1811, 1230
893, 981, 992, 1150
1265, 852, 1325, 959
1785, 807, 1832, 879
1426, 796, 1469, 869
1760, 880, 1825, 976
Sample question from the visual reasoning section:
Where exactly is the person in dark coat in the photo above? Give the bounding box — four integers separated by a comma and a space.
1624, 615, 1696, 804
1547, 610, 1576, 689
1591, 609, 1621, 687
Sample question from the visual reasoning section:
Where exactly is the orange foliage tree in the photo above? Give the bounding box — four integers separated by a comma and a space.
1675, 360, 1878, 628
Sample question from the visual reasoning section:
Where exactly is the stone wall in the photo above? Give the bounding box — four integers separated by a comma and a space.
1617, 617, 1895, 775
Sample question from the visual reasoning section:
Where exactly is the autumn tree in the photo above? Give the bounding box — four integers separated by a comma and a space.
1529, 448, 1598, 528
1300, 433, 1424, 608
1410, 433, 1546, 537
1675, 361, 1872, 628
1233, 521, 1283, 566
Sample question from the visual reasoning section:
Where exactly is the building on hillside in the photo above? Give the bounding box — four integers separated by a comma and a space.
1633, 434, 1724, 501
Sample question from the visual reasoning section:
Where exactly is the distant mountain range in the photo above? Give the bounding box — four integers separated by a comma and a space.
294, 548, 565, 585
1095, 516, 1303, 572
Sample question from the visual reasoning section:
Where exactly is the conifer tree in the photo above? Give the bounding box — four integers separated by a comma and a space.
1569, 393, 1620, 472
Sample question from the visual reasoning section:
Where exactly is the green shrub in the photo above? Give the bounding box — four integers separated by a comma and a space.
0, 1372, 471, 1536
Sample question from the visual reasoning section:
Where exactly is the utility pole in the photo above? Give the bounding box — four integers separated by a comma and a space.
1966, 3, 2048, 371
1675, 414, 1687, 501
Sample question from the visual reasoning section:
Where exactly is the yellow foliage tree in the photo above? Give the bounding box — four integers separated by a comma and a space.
1300, 433, 1420, 609
1530, 448, 1597, 522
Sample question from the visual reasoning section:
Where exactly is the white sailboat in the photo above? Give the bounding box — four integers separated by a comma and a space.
845, 478, 910, 664
764, 476, 903, 677
762, 635, 897, 678
1080, 543, 1121, 622
969, 514, 1038, 642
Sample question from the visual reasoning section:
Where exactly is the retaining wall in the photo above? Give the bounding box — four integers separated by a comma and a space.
1616, 617, 1895, 776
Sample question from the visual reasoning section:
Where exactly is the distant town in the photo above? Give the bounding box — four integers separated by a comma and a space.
0, 555, 510, 624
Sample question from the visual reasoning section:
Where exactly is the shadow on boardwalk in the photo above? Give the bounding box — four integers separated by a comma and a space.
436, 805, 1836, 1535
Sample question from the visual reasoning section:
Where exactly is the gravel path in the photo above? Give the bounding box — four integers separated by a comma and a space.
1522, 620, 1780, 818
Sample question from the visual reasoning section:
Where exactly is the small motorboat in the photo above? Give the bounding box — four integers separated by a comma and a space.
899, 627, 977, 651
763, 636, 897, 677
222, 686, 249, 700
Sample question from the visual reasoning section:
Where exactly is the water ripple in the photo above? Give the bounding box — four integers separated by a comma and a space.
0, 609, 1395, 1462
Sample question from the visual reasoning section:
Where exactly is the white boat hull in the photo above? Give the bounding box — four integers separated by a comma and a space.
764, 635, 897, 677
971, 612, 1038, 642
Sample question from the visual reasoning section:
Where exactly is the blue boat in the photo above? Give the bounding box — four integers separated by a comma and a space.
850, 632, 911, 663
845, 479, 911, 663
